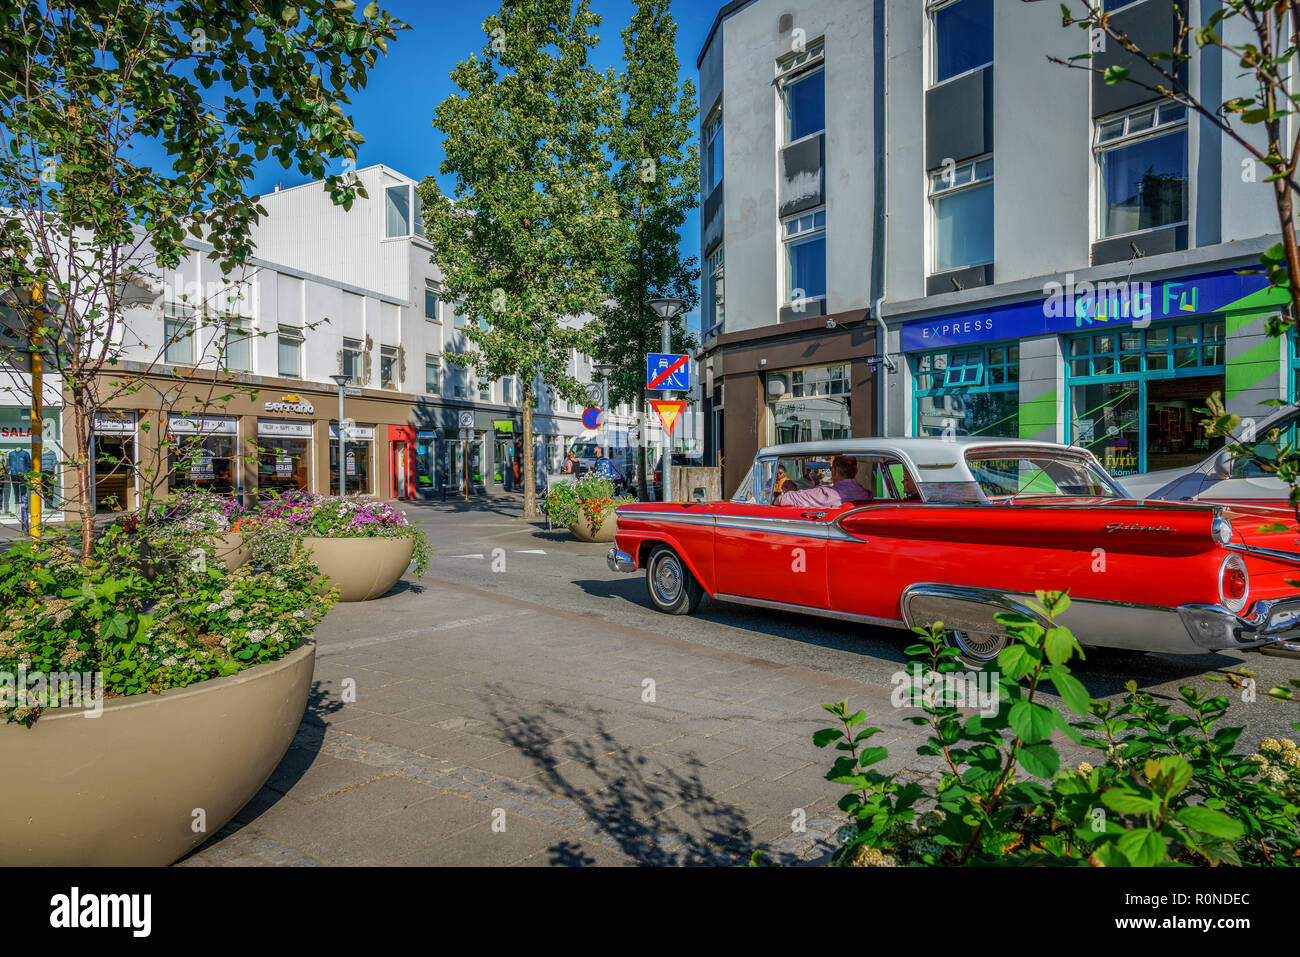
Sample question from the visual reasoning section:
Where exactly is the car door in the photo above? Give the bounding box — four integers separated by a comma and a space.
712, 502, 833, 609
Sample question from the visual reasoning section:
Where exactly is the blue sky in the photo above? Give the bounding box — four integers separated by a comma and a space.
251, 0, 719, 328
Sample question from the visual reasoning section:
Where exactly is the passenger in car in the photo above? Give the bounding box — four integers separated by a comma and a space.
778, 455, 873, 508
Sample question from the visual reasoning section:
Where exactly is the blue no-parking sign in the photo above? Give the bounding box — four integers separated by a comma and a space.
582, 407, 602, 429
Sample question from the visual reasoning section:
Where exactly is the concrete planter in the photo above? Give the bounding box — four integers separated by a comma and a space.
0, 640, 316, 867
213, 531, 250, 571
570, 509, 618, 543
301, 535, 415, 601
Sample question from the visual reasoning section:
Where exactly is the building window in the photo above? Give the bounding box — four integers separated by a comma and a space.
342, 337, 363, 385
384, 183, 425, 240
478, 374, 491, 402
502, 377, 515, 404
453, 300, 468, 329
277, 326, 303, 378
705, 246, 725, 335
930, 155, 993, 273
425, 354, 441, 395
778, 40, 825, 144
930, 0, 993, 86
703, 108, 723, 196
452, 364, 468, 399
1067, 320, 1225, 475
913, 346, 1020, 439
425, 285, 441, 321
782, 207, 826, 307
223, 318, 252, 371
768, 363, 850, 444
1095, 102, 1188, 239
380, 345, 399, 390
164, 310, 194, 365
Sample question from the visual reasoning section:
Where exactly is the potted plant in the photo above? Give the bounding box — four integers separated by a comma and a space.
126, 489, 250, 576
246, 494, 431, 601
545, 474, 633, 543
0, 532, 338, 866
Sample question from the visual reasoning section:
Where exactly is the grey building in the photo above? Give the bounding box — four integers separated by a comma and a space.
698, 0, 1289, 496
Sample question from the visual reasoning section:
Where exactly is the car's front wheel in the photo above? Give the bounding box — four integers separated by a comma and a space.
943, 629, 1007, 671
645, 545, 703, 615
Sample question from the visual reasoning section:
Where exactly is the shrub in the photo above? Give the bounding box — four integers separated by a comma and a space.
544, 473, 633, 533
815, 590, 1300, 866
0, 536, 336, 726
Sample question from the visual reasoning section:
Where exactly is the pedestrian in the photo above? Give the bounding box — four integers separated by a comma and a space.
562, 450, 579, 475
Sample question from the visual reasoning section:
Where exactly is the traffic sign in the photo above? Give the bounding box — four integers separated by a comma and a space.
582, 407, 603, 430
458, 411, 474, 429
650, 399, 687, 435
646, 353, 690, 391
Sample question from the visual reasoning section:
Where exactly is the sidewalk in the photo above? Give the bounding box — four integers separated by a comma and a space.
178, 573, 947, 867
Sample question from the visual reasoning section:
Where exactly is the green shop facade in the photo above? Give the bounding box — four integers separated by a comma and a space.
895, 265, 1291, 479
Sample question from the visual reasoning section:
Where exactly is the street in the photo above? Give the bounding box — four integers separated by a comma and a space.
178, 496, 1300, 867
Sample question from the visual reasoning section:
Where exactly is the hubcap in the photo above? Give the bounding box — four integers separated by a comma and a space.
652, 555, 683, 604
950, 630, 1006, 663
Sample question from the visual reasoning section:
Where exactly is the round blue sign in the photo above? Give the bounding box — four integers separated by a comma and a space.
582, 407, 602, 429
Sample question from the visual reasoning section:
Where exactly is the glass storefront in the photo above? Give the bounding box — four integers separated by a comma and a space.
256, 420, 312, 499
92, 411, 137, 513
329, 423, 374, 495
913, 345, 1020, 438
415, 431, 439, 496
1, 406, 62, 521
168, 415, 237, 494
1067, 319, 1225, 476
768, 364, 851, 444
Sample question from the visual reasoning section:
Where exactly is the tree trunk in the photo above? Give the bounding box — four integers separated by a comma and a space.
1272, 174, 1300, 327
72, 387, 94, 562
522, 382, 538, 520
635, 392, 649, 501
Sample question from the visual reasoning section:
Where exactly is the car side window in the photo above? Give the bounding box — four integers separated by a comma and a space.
1230, 416, 1299, 479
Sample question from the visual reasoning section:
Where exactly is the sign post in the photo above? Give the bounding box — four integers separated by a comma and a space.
646, 351, 690, 502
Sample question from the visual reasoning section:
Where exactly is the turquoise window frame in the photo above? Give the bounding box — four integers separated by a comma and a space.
911, 343, 1020, 437
1064, 318, 1226, 474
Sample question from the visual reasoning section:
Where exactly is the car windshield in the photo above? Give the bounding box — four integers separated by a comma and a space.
965, 450, 1124, 500
1228, 408, 1300, 478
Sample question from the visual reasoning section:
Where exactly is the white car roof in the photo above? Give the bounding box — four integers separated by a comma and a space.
755, 436, 1099, 484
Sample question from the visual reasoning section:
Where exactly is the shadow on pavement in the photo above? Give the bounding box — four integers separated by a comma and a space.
480, 683, 758, 866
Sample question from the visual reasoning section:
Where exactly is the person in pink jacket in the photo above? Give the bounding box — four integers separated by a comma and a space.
777, 455, 873, 508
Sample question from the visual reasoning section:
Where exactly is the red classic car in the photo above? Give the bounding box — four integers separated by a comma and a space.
607, 437, 1300, 665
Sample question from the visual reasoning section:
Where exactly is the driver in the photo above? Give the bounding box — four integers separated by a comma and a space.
777, 455, 873, 508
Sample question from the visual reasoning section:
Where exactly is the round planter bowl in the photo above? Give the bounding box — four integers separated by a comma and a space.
0, 640, 315, 866
570, 509, 618, 543
213, 531, 250, 571
301, 535, 415, 601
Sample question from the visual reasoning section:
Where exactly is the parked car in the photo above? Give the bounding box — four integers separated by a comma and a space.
606, 437, 1300, 666
1121, 403, 1300, 506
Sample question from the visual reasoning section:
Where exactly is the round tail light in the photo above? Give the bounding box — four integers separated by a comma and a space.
1219, 554, 1249, 613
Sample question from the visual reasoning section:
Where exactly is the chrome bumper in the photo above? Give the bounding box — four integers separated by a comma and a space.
1178, 598, 1300, 652
606, 547, 636, 573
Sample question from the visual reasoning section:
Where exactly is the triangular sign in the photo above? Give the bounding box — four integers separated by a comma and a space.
650, 399, 687, 435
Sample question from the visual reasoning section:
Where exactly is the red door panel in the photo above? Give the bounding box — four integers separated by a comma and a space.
713, 504, 830, 608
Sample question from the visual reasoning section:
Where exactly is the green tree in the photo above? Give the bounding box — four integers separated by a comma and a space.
418, 0, 622, 519
592, 0, 700, 501
0, 0, 406, 559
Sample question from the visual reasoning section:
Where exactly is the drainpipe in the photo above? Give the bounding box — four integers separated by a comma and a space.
871, 0, 896, 436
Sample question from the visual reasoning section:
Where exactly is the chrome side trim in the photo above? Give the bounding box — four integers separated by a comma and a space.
616, 510, 717, 527
1223, 542, 1300, 566
714, 516, 831, 538
712, 593, 905, 629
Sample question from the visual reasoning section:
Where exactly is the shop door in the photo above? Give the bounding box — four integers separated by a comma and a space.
391, 442, 409, 499
94, 436, 134, 512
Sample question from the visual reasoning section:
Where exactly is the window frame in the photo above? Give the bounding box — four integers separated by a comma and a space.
781, 206, 827, 308
928, 154, 994, 274
705, 245, 725, 337
912, 344, 1021, 439
776, 39, 826, 147
928, 0, 994, 89
1094, 102, 1190, 241
424, 284, 442, 322
222, 317, 252, 372
276, 325, 304, 379
341, 337, 364, 386
163, 309, 195, 366
383, 182, 426, 241
380, 345, 399, 390
703, 106, 723, 198
425, 353, 442, 396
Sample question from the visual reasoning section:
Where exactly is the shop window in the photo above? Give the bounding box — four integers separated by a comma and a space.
930, 156, 993, 273
168, 422, 237, 494
913, 345, 1019, 438
256, 422, 311, 498
930, 0, 993, 86
330, 427, 373, 495
770, 363, 850, 444
1095, 102, 1187, 238
1067, 320, 1225, 474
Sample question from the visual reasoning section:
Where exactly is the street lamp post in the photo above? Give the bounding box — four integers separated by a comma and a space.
646, 298, 686, 503
330, 374, 350, 497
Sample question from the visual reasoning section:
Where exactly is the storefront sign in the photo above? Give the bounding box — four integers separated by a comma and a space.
275, 452, 294, 477
190, 448, 216, 480
493, 420, 514, 434
258, 419, 313, 438
900, 268, 1275, 351
92, 411, 137, 434
264, 394, 314, 415
329, 424, 375, 441
0, 426, 34, 439
167, 415, 237, 435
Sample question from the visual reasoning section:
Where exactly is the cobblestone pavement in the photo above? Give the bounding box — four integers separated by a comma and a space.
179, 568, 973, 867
